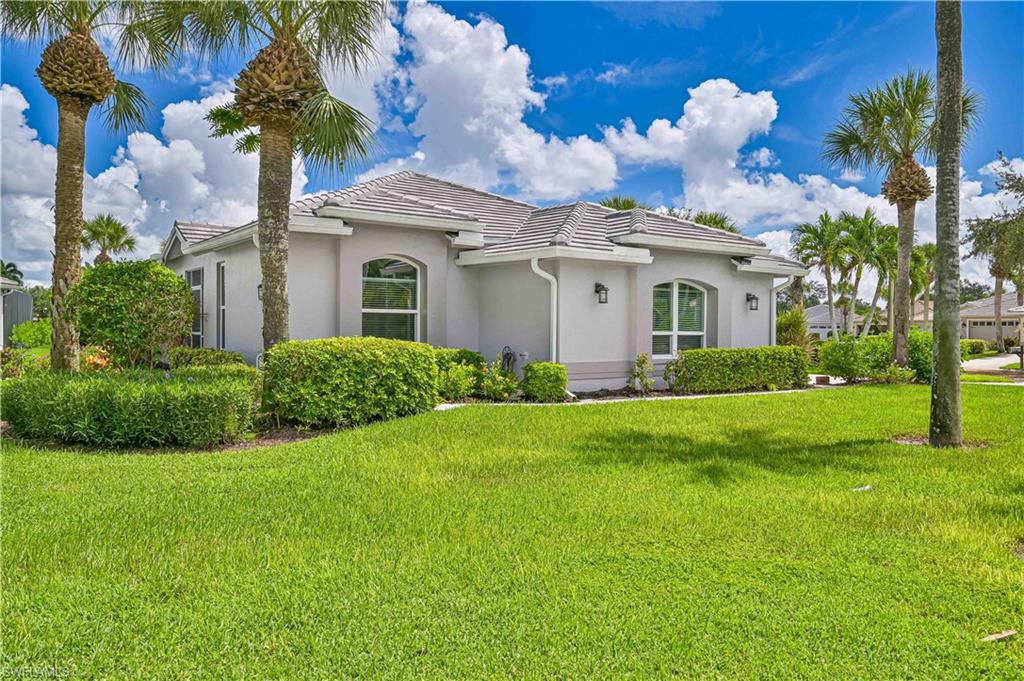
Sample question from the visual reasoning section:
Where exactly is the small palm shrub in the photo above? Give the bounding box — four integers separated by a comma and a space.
627, 352, 654, 394
663, 346, 808, 394
169, 347, 247, 368
479, 361, 519, 401
10, 319, 50, 348
521, 362, 568, 402
776, 309, 818, 360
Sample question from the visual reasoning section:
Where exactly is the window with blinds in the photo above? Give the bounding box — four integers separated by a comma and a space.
652, 281, 706, 356
362, 258, 419, 341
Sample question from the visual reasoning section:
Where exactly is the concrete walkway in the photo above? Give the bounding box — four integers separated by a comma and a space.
963, 353, 1020, 372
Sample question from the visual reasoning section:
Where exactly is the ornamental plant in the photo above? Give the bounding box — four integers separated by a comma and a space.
521, 362, 568, 402
627, 352, 654, 395
479, 360, 519, 401
64, 261, 193, 368
11, 319, 51, 348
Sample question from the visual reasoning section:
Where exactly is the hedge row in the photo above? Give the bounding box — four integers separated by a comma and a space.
169, 346, 247, 367
0, 365, 262, 448
663, 346, 808, 394
818, 330, 968, 383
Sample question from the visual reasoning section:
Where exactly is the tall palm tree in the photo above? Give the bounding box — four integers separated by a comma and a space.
792, 212, 843, 338
824, 69, 980, 366
1, 1, 172, 370
82, 213, 137, 264
914, 242, 937, 330
1, 260, 24, 285
693, 210, 740, 234
600, 196, 652, 211
930, 0, 964, 447
838, 208, 883, 333
860, 224, 898, 337
164, 1, 388, 350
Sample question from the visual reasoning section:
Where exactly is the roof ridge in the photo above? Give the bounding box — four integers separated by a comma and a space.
404, 171, 538, 209
290, 171, 411, 212
658, 211, 763, 244
376, 188, 480, 221
550, 201, 588, 246
628, 207, 648, 234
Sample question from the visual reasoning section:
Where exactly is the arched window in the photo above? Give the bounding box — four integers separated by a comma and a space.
652, 281, 705, 356
362, 257, 419, 341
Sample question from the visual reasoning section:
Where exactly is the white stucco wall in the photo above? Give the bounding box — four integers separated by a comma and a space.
475, 261, 551, 366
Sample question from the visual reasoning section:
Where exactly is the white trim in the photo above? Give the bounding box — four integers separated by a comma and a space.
165, 217, 354, 261
734, 258, 810, 276
185, 267, 204, 348
652, 280, 707, 359
530, 258, 558, 361
456, 245, 652, 267
360, 256, 421, 342
615, 233, 769, 257
315, 205, 482, 232
447, 231, 486, 248
215, 261, 226, 349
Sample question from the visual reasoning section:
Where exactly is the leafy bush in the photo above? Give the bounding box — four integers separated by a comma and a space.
663, 346, 808, 394
858, 333, 895, 373
819, 331, 967, 384
627, 352, 654, 395
82, 345, 112, 371
263, 337, 438, 428
435, 347, 486, 397
866, 365, 917, 384
434, 347, 485, 373
0, 366, 262, 447
961, 339, 987, 356
169, 346, 247, 368
10, 319, 50, 348
1, 347, 48, 379
438, 363, 477, 402
776, 308, 818, 360
521, 362, 568, 402
479, 360, 519, 401
907, 329, 936, 383
817, 335, 867, 382
64, 261, 193, 367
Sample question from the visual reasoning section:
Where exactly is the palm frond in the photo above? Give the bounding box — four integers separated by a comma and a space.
301, 0, 388, 71
205, 104, 248, 138
294, 90, 376, 176
0, 0, 72, 44
235, 132, 261, 155
101, 80, 149, 134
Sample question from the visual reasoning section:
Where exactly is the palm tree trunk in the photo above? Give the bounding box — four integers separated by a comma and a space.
893, 199, 916, 366
887, 278, 895, 331
929, 0, 963, 447
993, 275, 1003, 350
861, 278, 885, 338
849, 267, 863, 334
791, 276, 804, 310
825, 269, 838, 338
257, 123, 294, 350
51, 97, 91, 371
94, 249, 112, 265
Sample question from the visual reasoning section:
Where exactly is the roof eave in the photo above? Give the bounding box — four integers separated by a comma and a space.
456, 245, 653, 267
314, 205, 483, 233
613, 233, 769, 257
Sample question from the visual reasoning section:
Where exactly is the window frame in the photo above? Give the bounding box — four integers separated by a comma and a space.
652, 279, 707, 358
185, 268, 204, 348
360, 256, 420, 342
215, 261, 226, 349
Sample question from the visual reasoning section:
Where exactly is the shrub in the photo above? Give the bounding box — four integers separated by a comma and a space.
663, 346, 808, 394
907, 329, 935, 383
479, 360, 519, 401
858, 333, 895, 373
867, 365, 917, 384
627, 352, 654, 395
0, 365, 261, 447
776, 308, 818, 360
437, 363, 477, 402
10, 319, 50, 348
64, 261, 193, 368
169, 346, 247, 368
1, 347, 48, 379
521, 362, 568, 402
434, 347, 485, 373
435, 347, 486, 396
818, 335, 867, 383
263, 337, 438, 428
961, 339, 987, 356
81, 345, 112, 371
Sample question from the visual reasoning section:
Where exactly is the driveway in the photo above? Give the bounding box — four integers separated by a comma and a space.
962, 353, 1020, 372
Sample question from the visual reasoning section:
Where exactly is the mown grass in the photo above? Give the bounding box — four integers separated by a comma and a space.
961, 372, 1014, 383
3, 385, 1023, 678
1002, 361, 1024, 371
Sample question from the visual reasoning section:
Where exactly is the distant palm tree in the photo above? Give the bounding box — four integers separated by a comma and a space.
82, 214, 137, 265
823, 69, 980, 366
599, 196, 652, 211
1, 260, 24, 285
914, 242, 937, 330
838, 208, 884, 333
963, 211, 1020, 351
860, 224, 898, 337
792, 212, 843, 338
1, 1, 173, 370
163, 1, 388, 350
692, 210, 740, 234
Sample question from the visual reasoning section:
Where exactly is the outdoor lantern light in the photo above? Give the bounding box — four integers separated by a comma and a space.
746, 292, 759, 311
594, 282, 609, 304
257, 284, 263, 301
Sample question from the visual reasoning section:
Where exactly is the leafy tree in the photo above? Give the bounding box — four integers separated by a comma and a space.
824, 69, 980, 366
27, 285, 52, 318
930, 1, 965, 447
1, 1, 173, 371
1, 260, 24, 284
162, 1, 387, 350
82, 213, 137, 264
792, 212, 843, 338
963, 210, 1024, 350
599, 196, 652, 211
777, 279, 826, 312
959, 279, 992, 303
914, 242, 937, 329
692, 210, 740, 234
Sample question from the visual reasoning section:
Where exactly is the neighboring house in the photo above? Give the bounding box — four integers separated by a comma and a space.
876, 299, 934, 333
960, 291, 1023, 342
161, 171, 808, 390
804, 303, 863, 338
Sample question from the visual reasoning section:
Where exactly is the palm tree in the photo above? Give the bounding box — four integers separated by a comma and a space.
824, 69, 980, 366
165, 1, 388, 350
914, 242, 937, 330
792, 212, 843, 338
693, 210, 740, 234
930, 0, 964, 447
1, 2, 172, 370
1, 260, 24, 285
838, 208, 883, 333
82, 214, 137, 264
860, 224, 898, 337
963, 211, 1022, 351
600, 196, 652, 210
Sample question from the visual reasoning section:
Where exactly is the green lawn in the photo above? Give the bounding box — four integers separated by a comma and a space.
3, 385, 1024, 678
1002, 362, 1024, 371
961, 372, 1014, 383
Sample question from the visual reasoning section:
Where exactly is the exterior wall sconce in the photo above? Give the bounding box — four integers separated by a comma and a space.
594, 282, 609, 304
746, 292, 759, 311
257, 284, 263, 301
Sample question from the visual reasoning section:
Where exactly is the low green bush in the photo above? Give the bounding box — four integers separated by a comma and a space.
263, 337, 438, 428
437, 363, 477, 402
663, 346, 808, 394
866, 366, 917, 384
0, 366, 261, 447
434, 347, 485, 372
169, 346, 247, 367
817, 335, 866, 383
521, 362, 568, 402
10, 319, 50, 348
961, 339, 987, 356
1, 347, 48, 379
819, 331, 967, 384
479, 361, 519, 401
626, 352, 654, 395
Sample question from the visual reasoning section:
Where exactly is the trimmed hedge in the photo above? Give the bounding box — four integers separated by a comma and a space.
0, 366, 262, 447
437, 364, 477, 402
818, 330, 969, 383
263, 337, 438, 427
169, 346, 247, 368
10, 319, 50, 348
663, 346, 808, 394
521, 361, 568, 402
961, 339, 987, 356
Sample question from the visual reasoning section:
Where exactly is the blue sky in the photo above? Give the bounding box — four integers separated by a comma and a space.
2, 1, 1022, 287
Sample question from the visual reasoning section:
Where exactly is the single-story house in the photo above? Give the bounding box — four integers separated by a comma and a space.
960, 291, 1023, 342
161, 171, 808, 390
804, 303, 863, 338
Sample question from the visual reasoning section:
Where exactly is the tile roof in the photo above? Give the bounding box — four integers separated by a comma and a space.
175, 221, 235, 244
959, 291, 1023, 318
